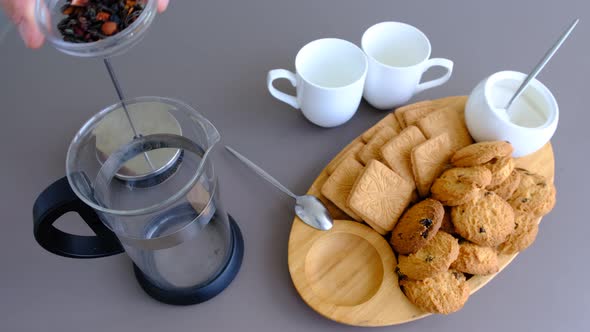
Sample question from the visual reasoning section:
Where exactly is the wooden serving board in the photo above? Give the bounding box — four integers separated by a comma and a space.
287, 112, 554, 327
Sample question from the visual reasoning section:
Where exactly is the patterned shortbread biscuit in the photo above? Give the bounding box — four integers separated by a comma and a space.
361, 113, 401, 143
380, 125, 427, 184
451, 241, 499, 275
452, 191, 515, 247
400, 269, 470, 314
317, 194, 353, 221
417, 107, 473, 151
403, 95, 467, 128
508, 168, 556, 217
488, 169, 521, 200
483, 156, 514, 187
431, 166, 492, 206
321, 157, 364, 221
348, 160, 414, 234
402, 105, 437, 127
432, 95, 468, 109
326, 141, 365, 174
394, 100, 433, 128
411, 133, 454, 197
451, 141, 513, 167
358, 126, 398, 164
312, 174, 355, 221
390, 198, 445, 255
498, 212, 540, 254
397, 231, 460, 280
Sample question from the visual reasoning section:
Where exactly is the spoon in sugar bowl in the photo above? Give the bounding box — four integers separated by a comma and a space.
225, 146, 333, 231
504, 18, 579, 115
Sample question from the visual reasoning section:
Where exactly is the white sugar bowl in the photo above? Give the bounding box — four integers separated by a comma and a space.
465, 71, 559, 157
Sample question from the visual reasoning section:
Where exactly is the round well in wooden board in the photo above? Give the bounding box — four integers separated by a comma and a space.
287, 104, 555, 326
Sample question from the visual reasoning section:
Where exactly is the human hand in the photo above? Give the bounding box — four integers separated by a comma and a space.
0, 0, 170, 48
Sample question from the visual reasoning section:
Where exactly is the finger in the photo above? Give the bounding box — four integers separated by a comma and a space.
18, 0, 44, 48
157, 0, 169, 13
1, 0, 23, 23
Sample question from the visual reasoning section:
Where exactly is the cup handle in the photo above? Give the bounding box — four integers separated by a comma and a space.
266, 69, 300, 109
415, 58, 454, 95
32, 176, 124, 259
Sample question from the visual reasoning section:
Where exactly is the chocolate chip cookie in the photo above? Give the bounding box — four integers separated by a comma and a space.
498, 212, 540, 254
451, 191, 515, 247
484, 156, 514, 187
451, 241, 499, 275
508, 168, 556, 217
488, 168, 521, 200
451, 141, 513, 167
397, 231, 459, 280
400, 269, 470, 314
431, 166, 492, 206
390, 199, 445, 255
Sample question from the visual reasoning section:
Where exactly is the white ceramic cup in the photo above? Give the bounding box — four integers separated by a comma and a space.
465, 71, 559, 157
361, 22, 454, 110
267, 38, 368, 128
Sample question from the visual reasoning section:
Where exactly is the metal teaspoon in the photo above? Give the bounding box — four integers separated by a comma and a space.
505, 18, 579, 113
225, 146, 333, 231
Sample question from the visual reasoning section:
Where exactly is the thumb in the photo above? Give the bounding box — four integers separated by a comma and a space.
18, 0, 44, 48
158, 0, 169, 13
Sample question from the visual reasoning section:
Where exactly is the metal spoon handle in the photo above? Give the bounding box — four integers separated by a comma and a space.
225, 146, 298, 199
506, 18, 579, 111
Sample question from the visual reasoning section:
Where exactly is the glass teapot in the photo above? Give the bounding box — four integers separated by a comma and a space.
33, 97, 243, 305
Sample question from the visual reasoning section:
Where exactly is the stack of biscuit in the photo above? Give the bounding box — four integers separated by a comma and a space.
317, 96, 556, 315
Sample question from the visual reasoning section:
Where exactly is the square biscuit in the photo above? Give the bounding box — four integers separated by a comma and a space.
402, 106, 438, 127
394, 100, 433, 128
411, 133, 454, 197
380, 125, 427, 184
417, 106, 473, 151
318, 194, 352, 221
399, 96, 467, 128
310, 173, 355, 221
358, 126, 398, 164
321, 157, 364, 221
348, 160, 414, 234
361, 113, 401, 143
326, 140, 365, 174
432, 95, 468, 109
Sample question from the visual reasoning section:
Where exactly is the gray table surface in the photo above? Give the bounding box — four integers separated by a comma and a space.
1, 0, 589, 331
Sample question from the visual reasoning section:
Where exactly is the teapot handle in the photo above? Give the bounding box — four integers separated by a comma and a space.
33, 176, 124, 258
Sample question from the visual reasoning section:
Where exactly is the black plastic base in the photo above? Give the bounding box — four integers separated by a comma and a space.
133, 215, 244, 305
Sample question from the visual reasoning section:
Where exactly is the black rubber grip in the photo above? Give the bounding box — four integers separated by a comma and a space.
32, 176, 124, 258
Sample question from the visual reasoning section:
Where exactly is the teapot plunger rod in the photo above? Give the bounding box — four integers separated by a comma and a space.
103, 58, 155, 170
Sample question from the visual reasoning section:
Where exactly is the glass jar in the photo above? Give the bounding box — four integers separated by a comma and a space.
35, 0, 157, 57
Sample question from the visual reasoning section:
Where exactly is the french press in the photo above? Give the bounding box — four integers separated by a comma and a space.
32, 0, 243, 305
